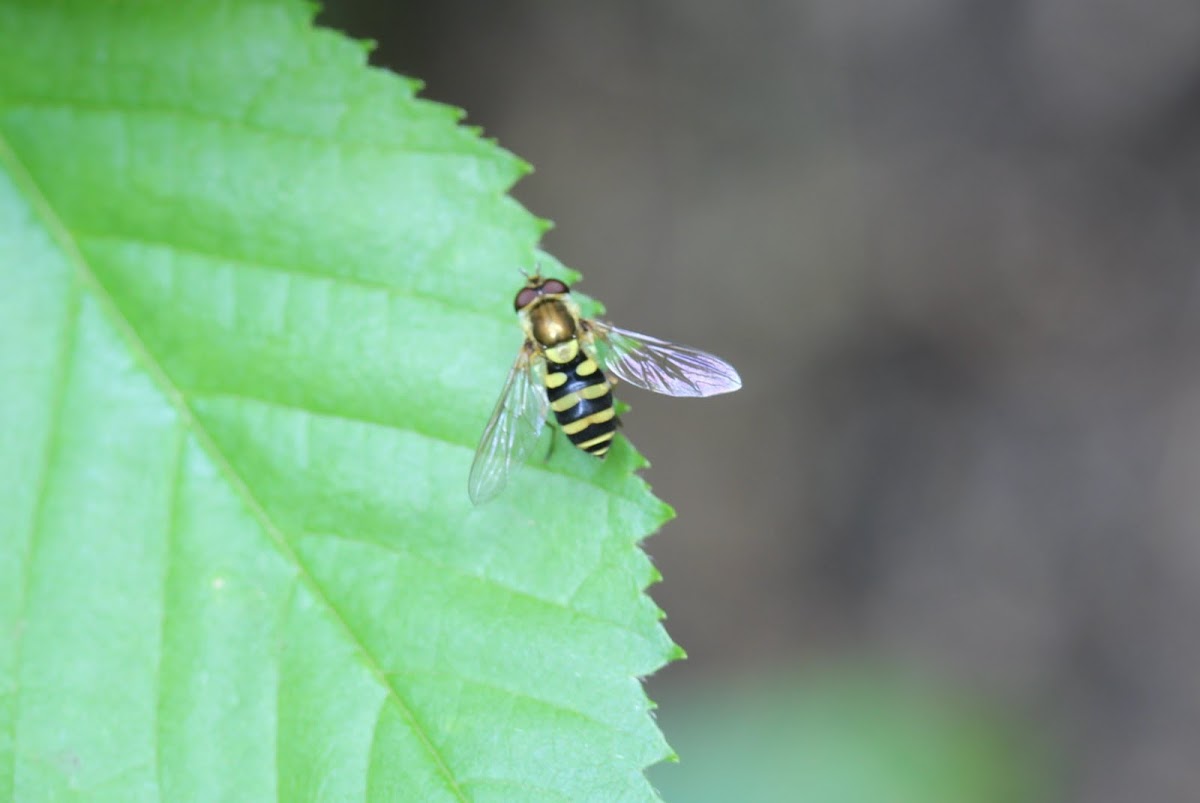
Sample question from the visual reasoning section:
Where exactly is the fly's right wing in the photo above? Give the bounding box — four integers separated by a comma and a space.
587, 321, 742, 398
468, 344, 549, 504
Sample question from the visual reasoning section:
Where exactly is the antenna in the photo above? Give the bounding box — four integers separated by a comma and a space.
518, 261, 543, 282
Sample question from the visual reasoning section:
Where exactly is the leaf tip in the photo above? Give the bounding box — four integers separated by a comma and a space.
516, 157, 536, 177
657, 499, 678, 524
300, 0, 324, 21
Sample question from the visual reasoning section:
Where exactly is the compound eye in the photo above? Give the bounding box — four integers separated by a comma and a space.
514, 287, 539, 310
541, 279, 569, 295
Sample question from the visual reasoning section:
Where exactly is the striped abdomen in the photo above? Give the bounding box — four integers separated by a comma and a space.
543, 340, 616, 457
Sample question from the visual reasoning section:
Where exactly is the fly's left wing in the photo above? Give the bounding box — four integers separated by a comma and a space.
587, 321, 742, 397
468, 344, 548, 504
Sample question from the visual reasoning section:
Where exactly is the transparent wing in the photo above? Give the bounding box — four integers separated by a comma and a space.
468, 345, 548, 504
588, 320, 742, 397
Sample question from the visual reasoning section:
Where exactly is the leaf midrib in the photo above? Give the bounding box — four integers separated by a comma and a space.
0, 129, 470, 801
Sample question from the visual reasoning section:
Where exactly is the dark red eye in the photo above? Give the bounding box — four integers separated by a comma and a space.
514, 287, 539, 310
542, 279, 569, 295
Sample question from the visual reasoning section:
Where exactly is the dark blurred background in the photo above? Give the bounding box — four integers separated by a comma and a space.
320, 2, 1200, 801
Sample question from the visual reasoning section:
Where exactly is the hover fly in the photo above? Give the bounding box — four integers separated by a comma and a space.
468, 273, 742, 504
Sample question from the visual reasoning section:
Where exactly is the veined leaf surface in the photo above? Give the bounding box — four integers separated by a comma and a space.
0, 1, 677, 799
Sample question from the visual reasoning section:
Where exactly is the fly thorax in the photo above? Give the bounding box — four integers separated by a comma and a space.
529, 300, 577, 347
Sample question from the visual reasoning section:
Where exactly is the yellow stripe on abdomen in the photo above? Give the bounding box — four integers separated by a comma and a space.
550, 382, 610, 412
580, 382, 611, 400
578, 430, 616, 451
561, 407, 615, 435
551, 392, 581, 413
544, 340, 580, 364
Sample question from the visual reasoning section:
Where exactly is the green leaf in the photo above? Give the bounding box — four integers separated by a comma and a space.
0, 1, 677, 800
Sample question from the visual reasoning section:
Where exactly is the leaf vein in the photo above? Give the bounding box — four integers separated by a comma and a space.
363, 697, 388, 798
0, 96, 494, 159
0, 261, 81, 794
303, 529, 650, 645
457, 778, 573, 802
387, 668, 643, 741
0, 128, 470, 802
191, 390, 649, 508
153, 428, 187, 800
76, 230, 510, 327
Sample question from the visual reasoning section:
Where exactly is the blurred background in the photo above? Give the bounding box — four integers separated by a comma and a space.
321, 2, 1200, 800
